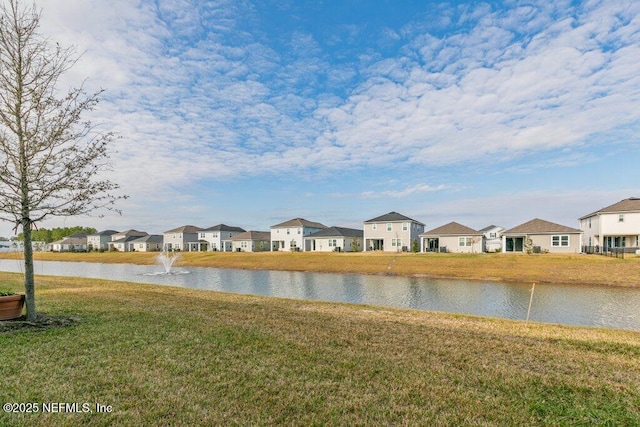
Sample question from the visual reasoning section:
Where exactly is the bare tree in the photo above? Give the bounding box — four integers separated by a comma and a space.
0, 1, 123, 321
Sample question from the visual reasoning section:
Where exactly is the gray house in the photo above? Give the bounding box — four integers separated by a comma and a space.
420, 222, 482, 253
363, 212, 424, 252
163, 225, 204, 251
130, 235, 164, 252
230, 231, 271, 252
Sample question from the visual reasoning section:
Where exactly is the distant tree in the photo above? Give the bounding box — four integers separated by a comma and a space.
17, 226, 97, 243
0, 1, 123, 321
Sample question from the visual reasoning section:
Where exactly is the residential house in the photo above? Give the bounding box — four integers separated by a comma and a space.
363, 212, 424, 252
130, 235, 164, 252
51, 235, 87, 252
86, 230, 119, 251
479, 225, 505, 252
108, 230, 149, 252
579, 197, 640, 253
270, 218, 327, 251
502, 218, 582, 254
163, 225, 204, 251
305, 227, 364, 252
230, 231, 271, 252
420, 222, 483, 253
199, 224, 246, 252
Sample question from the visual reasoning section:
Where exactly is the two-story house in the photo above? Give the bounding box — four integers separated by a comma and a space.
86, 230, 119, 251
579, 197, 640, 253
163, 225, 203, 251
363, 212, 424, 252
270, 218, 327, 251
199, 224, 246, 252
479, 225, 505, 252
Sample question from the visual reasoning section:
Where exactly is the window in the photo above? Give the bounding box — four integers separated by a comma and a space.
619, 214, 624, 222
287, 229, 290, 235
458, 237, 472, 247
588, 218, 592, 228
402, 223, 409, 231
372, 224, 377, 230
392, 238, 402, 247
199, 233, 205, 239
552, 235, 569, 247
386, 223, 392, 232
489, 233, 496, 238
298, 228, 301, 234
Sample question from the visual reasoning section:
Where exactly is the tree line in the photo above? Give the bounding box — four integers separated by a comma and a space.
17, 227, 97, 243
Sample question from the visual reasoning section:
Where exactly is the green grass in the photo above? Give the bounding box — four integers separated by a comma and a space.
1, 272, 639, 426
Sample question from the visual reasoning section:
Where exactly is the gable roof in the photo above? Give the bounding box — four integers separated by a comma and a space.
90, 230, 119, 236
130, 235, 164, 244
271, 218, 327, 229
505, 218, 581, 234
203, 224, 246, 233
364, 211, 424, 225
306, 227, 364, 239
478, 225, 504, 233
230, 231, 271, 241
115, 229, 148, 238
164, 225, 203, 234
422, 222, 481, 236
579, 197, 640, 219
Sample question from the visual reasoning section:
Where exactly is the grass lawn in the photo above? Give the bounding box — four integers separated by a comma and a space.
1, 272, 639, 425
2, 250, 639, 287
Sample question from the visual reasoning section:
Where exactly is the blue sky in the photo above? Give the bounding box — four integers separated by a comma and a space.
8, 0, 639, 236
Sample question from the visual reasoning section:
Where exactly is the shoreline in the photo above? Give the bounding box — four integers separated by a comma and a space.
1, 250, 639, 288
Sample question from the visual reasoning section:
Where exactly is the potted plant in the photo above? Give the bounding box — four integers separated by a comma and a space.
0, 288, 25, 321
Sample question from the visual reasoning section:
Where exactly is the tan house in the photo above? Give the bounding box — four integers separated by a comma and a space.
230, 231, 271, 252
502, 218, 582, 254
270, 218, 327, 252
130, 235, 164, 252
51, 236, 87, 252
579, 197, 640, 253
363, 212, 424, 252
420, 222, 482, 253
108, 230, 149, 252
305, 227, 364, 252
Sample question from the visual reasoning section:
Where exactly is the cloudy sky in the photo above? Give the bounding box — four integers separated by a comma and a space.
6, 0, 639, 236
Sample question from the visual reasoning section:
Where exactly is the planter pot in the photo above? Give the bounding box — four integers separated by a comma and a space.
0, 294, 25, 321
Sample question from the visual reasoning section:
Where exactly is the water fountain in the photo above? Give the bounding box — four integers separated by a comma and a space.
156, 251, 180, 274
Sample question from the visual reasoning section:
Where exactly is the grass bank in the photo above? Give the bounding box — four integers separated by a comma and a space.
2, 250, 640, 287
1, 272, 639, 426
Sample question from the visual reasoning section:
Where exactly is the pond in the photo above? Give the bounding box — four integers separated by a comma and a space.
0, 259, 639, 331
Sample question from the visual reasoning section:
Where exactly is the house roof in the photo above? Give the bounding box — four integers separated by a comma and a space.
110, 235, 145, 244
422, 222, 481, 236
306, 227, 364, 239
164, 225, 203, 233
505, 218, 581, 234
364, 211, 424, 225
115, 229, 148, 237
579, 197, 640, 219
203, 224, 246, 233
130, 235, 163, 244
478, 225, 504, 233
90, 230, 119, 236
271, 218, 327, 229
52, 236, 87, 245
230, 231, 271, 241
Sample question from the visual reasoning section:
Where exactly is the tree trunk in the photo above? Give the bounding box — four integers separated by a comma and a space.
21, 218, 36, 321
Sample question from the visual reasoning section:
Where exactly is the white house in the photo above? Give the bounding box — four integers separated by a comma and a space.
479, 225, 505, 252
199, 224, 246, 252
420, 222, 483, 253
86, 230, 119, 251
305, 227, 364, 252
579, 197, 640, 253
363, 212, 424, 252
108, 230, 149, 252
271, 218, 327, 252
51, 235, 87, 252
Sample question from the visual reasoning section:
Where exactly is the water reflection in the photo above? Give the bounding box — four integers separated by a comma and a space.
0, 259, 639, 331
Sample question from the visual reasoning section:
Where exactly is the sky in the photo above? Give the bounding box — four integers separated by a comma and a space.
3, 0, 639, 236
